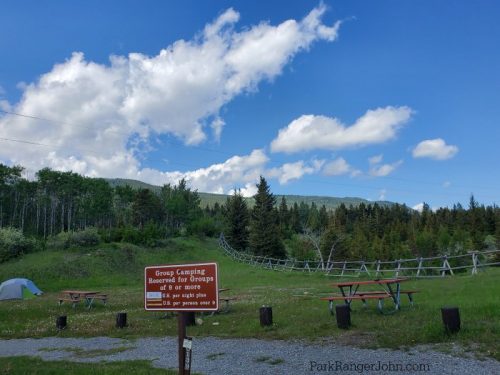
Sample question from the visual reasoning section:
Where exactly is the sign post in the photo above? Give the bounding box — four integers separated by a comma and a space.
145, 262, 219, 375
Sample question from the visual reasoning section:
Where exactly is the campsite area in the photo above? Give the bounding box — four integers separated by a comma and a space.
0, 237, 499, 373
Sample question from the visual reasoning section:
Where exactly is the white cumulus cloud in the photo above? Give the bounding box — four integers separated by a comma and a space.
323, 157, 354, 176
270, 106, 413, 153
267, 159, 322, 184
369, 159, 403, 177
412, 203, 425, 212
368, 154, 383, 165
412, 138, 458, 160
0, 5, 339, 186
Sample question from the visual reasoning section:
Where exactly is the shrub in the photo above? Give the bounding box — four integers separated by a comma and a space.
72, 227, 101, 247
49, 231, 73, 249
48, 227, 101, 249
0, 227, 38, 262
187, 217, 219, 238
141, 221, 165, 247
285, 234, 316, 261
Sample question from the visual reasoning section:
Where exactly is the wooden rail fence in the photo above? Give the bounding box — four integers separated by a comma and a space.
218, 233, 500, 278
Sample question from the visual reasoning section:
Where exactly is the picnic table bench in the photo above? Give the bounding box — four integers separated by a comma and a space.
58, 291, 107, 309
207, 288, 238, 315
321, 278, 420, 315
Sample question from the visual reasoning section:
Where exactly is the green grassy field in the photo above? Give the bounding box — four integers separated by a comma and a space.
0, 237, 499, 361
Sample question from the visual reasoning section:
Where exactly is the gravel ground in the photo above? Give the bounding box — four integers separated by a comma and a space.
0, 336, 498, 375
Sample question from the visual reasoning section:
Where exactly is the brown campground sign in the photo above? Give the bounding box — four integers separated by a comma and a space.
144, 262, 219, 311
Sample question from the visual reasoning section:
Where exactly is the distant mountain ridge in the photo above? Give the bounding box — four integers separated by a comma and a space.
105, 178, 395, 210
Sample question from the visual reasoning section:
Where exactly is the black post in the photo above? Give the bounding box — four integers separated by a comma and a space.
178, 312, 187, 375
335, 304, 351, 329
56, 316, 67, 330
259, 306, 273, 326
441, 307, 460, 333
184, 312, 196, 327
116, 312, 127, 328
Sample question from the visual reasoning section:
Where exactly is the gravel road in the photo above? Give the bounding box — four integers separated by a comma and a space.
0, 336, 498, 374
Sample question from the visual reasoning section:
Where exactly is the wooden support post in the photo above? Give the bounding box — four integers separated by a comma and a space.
375, 260, 381, 277
178, 312, 187, 375
335, 304, 351, 329
441, 307, 460, 333
184, 312, 196, 327
259, 306, 273, 326
472, 252, 478, 275
395, 260, 401, 277
116, 312, 127, 328
341, 261, 347, 276
416, 257, 423, 277
56, 316, 67, 330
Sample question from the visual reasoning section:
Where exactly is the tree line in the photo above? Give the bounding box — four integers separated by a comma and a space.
0, 164, 203, 241
1, 163, 499, 263
224, 178, 500, 262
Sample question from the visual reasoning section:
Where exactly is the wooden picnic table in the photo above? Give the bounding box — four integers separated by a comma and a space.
213, 288, 237, 314
59, 290, 107, 309
321, 278, 419, 315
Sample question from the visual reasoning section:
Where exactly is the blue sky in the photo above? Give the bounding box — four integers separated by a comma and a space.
1, 1, 499, 209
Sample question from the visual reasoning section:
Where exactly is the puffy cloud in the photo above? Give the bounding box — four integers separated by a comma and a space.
138, 149, 269, 193
228, 183, 258, 198
137, 150, 322, 196
270, 106, 413, 153
412, 138, 458, 160
323, 157, 353, 176
368, 154, 383, 165
412, 203, 424, 212
266, 159, 322, 184
369, 159, 403, 177
0, 5, 339, 184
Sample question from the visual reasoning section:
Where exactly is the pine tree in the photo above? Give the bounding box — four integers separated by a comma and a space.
249, 177, 286, 258
278, 196, 290, 237
224, 190, 249, 251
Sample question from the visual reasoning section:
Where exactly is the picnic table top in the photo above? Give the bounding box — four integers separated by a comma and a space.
61, 290, 100, 296
332, 278, 409, 287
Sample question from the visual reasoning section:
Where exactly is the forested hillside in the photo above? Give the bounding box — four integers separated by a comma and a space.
1, 163, 498, 264
106, 178, 392, 210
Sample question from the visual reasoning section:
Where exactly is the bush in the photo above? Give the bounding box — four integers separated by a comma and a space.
187, 217, 219, 238
72, 227, 101, 246
0, 227, 38, 262
284, 234, 316, 261
48, 227, 101, 249
50, 231, 73, 249
103, 223, 166, 247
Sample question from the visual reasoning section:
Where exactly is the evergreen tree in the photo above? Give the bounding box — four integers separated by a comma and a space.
224, 190, 249, 251
249, 177, 286, 258
132, 189, 164, 229
278, 196, 290, 237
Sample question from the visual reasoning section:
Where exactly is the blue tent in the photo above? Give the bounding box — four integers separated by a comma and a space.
0, 278, 43, 301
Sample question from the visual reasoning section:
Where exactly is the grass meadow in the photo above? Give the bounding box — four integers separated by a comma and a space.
0, 237, 499, 361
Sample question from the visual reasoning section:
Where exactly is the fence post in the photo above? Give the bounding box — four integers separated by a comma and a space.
441, 255, 453, 276
340, 261, 347, 276
395, 260, 401, 277
375, 260, 381, 277
471, 252, 478, 275
416, 257, 423, 277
